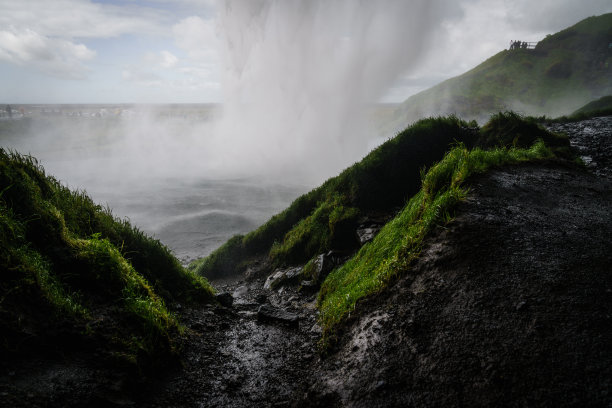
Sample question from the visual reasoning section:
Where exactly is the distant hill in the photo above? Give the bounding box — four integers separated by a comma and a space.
390, 13, 612, 129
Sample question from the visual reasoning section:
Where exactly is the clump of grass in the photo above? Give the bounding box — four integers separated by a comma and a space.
477, 111, 569, 149
0, 148, 213, 366
269, 194, 359, 266
317, 140, 554, 347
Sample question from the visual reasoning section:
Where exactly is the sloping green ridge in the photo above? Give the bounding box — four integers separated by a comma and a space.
318, 140, 556, 344
0, 150, 214, 363
195, 113, 569, 279
194, 116, 479, 278
391, 13, 612, 127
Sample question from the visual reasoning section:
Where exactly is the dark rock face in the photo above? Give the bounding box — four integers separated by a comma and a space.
305, 163, 612, 407
309, 250, 351, 284
257, 305, 299, 328
355, 226, 380, 245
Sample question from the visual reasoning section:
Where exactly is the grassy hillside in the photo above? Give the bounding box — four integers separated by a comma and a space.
391, 13, 612, 128
191, 112, 570, 348
0, 150, 214, 368
194, 113, 570, 281
318, 140, 556, 345
193, 116, 480, 278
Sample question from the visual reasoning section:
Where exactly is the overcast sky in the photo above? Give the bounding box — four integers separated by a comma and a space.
1, 0, 610, 104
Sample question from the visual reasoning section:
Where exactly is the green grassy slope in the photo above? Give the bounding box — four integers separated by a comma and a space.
0, 150, 214, 367
194, 116, 480, 278
392, 13, 612, 127
318, 140, 556, 344
194, 113, 569, 282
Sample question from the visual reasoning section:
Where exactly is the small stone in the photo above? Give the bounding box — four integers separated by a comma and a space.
216, 292, 234, 307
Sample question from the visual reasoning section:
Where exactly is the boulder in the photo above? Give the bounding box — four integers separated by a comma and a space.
257, 304, 299, 328
263, 266, 303, 290
355, 225, 381, 245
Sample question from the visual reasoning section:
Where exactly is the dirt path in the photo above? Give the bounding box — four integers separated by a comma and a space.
138, 275, 320, 407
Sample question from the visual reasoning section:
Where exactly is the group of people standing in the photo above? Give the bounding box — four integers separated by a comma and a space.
510, 40, 529, 50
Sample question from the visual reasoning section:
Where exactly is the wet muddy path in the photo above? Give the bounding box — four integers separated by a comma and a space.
140, 274, 320, 407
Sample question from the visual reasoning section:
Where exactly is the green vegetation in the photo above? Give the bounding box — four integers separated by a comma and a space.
390, 13, 612, 127
195, 116, 479, 278
194, 109, 570, 348
476, 112, 572, 159
525, 95, 612, 124
0, 149, 214, 367
317, 140, 555, 345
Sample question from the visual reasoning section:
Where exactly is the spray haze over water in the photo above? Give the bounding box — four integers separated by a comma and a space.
2, 0, 435, 263
215, 0, 433, 182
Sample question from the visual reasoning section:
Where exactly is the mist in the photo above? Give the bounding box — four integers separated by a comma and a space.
1, 0, 440, 262
212, 0, 435, 182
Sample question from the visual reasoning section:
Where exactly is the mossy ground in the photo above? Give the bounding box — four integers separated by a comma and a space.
0, 150, 214, 368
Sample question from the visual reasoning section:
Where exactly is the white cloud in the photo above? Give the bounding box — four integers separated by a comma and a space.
144, 50, 179, 69
173, 15, 219, 62
0, 0, 165, 39
122, 68, 163, 87
160, 50, 179, 68
0, 27, 95, 79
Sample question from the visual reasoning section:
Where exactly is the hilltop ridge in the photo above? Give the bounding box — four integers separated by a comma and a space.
388, 13, 612, 131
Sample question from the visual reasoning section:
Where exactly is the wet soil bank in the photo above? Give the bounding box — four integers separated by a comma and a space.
305, 162, 612, 407
1, 116, 611, 407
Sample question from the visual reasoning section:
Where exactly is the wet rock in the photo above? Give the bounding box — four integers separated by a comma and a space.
232, 285, 248, 299
256, 293, 267, 304
263, 266, 303, 290
309, 250, 351, 284
216, 292, 234, 307
257, 304, 299, 328
356, 225, 381, 245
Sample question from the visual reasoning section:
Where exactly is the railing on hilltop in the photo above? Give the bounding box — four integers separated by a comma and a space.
509, 40, 537, 50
